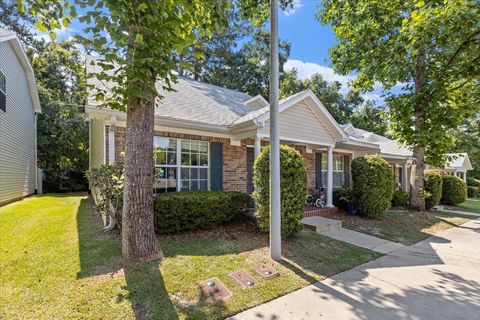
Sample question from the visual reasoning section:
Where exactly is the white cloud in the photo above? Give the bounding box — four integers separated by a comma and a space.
284, 59, 390, 103
283, 0, 304, 16
284, 59, 354, 94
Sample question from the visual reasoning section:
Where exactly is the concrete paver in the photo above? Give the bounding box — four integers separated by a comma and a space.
228, 219, 480, 320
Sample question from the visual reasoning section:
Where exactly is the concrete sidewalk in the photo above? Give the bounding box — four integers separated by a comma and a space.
229, 219, 480, 320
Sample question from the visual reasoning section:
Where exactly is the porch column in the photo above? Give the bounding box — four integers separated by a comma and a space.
326, 146, 334, 207
254, 137, 261, 159
403, 162, 409, 192
463, 171, 467, 183
108, 116, 116, 164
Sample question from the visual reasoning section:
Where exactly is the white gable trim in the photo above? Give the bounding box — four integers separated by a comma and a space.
256, 89, 347, 141
0, 33, 41, 113
244, 95, 268, 108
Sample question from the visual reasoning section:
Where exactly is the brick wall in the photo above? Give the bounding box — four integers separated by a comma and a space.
106, 126, 248, 193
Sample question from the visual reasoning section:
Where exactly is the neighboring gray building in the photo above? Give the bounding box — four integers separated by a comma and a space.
0, 30, 41, 206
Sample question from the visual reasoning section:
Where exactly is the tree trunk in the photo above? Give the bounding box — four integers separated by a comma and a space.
122, 94, 163, 262
409, 49, 427, 211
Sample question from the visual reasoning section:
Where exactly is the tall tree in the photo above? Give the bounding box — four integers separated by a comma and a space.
350, 102, 388, 136
22, 0, 278, 262
198, 30, 291, 98
453, 118, 480, 179
319, 0, 480, 210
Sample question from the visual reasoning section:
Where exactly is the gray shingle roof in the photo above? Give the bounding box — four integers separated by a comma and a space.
86, 57, 256, 126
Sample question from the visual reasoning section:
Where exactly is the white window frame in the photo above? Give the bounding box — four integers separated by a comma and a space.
321, 153, 345, 188
153, 137, 209, 194
0, 70, 5, 94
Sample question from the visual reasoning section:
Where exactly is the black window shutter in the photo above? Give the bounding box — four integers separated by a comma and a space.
315, 152, 322, 188
344, 155, 350, 187
0, 91, 5, 112
210, 142, 223, 191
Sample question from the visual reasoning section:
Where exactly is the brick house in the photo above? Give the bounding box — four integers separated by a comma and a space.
86, 59, 470, 206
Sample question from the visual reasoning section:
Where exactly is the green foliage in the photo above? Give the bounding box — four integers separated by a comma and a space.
424, 171, 443, 209
441, 175, 467, 206
253, 145, 307, 238
392, 191, 409, 207
85, 163, 124, 228
198, 29, 291, 99
333, 186, 351, 209
351, 155, 394, 218
319, 0, 480, 165
455, 119, 480, 180
467, 186, 479, 198
153, 191, 250, 234
467, 177, 480, 187
349, 102, 388, 136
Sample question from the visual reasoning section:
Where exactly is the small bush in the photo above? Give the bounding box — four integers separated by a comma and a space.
333, 186, 350, 209
85, 163, 124, 228
441, 175, 467, 206
467, 186, 479, 198
253, 145, 307, 238
424, 171, 443, 210
153, 191, 250, 234
392, 191, 409, 207
351, 155, 394, 218
467, 178, 480, 187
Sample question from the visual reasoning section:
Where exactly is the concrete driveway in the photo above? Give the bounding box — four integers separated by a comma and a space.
229, 219, 480, 320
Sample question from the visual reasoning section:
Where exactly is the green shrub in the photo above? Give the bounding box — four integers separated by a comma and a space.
253, 145, 307, 238
153, 191, 250, 234
333, 186, 350, 209
467, 186, 479, 198
351, 155, 394, 218
391, 191, 409, 207
467, 178, 480, 187
85, 163, 124, 228
424, 171, 443, 210
441, 175, 467, 206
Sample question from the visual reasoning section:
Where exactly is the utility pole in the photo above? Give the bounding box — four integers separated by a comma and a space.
269, 0, 281, 261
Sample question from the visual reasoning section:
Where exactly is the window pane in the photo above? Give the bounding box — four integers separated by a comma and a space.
154, 149, 166, 165
191, 180, 199, 190
321, 153, 327, 170
191, 153, 198, 166
199, 154, 208, 166
199, 180, 208, 190
0, 71, 5, 93
167, 152, 176, 165
199, 168, 207, 179
191, 168, 199, 179
181, 140, 191, 153
181, 152, 191, 166
181, 168, 189, 179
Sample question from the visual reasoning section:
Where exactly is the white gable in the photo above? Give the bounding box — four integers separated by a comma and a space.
258, 101, 336, 145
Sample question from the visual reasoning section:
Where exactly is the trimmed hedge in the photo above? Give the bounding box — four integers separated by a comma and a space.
424, 171, 443, 210
467, 186, 479, 198
441, 176, 467, 206
351, 155, 394, 218
153, 191, 250, 234
467, 178, 480, 187
333, 186, 350, 209
391, 191, 409, 207
253, 145, 307, 238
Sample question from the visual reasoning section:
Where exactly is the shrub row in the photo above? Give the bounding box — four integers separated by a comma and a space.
153, 191, 250, 234
253, 145, 307, 238
391, 191, 409, 207
351, 155, 394, 218
467, 178, 480, 187
424, 171, 443, 209
467, 186, 479, 198
441, 175, 467, 206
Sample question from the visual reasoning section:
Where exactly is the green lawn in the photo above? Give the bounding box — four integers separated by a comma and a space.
315, 209, 472, 245
0, 194, 379, 320
458, 199, 480, 213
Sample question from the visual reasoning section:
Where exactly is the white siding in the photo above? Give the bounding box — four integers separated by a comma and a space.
258, 101, 335, 145
89, 119, 105, 168
0, 41, 36, 205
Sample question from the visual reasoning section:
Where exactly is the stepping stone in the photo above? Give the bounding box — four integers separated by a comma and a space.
199, 277, 232, 300
301, 216, 342, 233
229, 269, 256, 288
254, 263, 279, 279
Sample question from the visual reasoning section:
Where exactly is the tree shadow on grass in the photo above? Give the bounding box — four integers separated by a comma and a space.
76, 197, 179, 319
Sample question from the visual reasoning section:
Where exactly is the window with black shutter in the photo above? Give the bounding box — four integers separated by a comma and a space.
0, 70, 5, 112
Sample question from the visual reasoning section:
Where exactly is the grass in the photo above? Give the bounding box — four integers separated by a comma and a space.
456, 199, 480, 213
0, 194, 379, 320
315, 209, 472, 245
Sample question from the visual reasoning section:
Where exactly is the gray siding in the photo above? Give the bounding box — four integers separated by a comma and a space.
259, 101, 335, 145
0, 41, 36, 205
